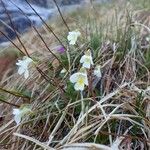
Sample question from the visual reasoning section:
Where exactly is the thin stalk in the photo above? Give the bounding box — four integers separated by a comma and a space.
0, 0, 30, 57
36, 66, 66, 93
0, 30, 24, 55
53, 0, 70, 31
25, 0, 66, 49
33, 27, 65, 68
80, 91, 85, 117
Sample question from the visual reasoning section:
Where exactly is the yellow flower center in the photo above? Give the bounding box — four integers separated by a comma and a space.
77, 75, 85, 86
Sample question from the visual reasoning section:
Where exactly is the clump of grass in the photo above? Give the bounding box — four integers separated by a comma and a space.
0, 0, 150, 150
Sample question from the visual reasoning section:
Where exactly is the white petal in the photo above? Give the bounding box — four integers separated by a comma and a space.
67, 30, 80, 45
14, 114, 21, 125
13, 107, 31, 125
82, 62, 91, 69
80, 55, 93, 69
16, 57, 32, 69
69, 40, 76, 45
80, 55, 86, 63
16, 62, 21, 66
13, 109, 21, 125
74, 82, 84, 91
16, 60, 24, 66
94, 70, 101, 78
13, 109, 21, 115
94, 66, 101, 78
67, 34, 72, 41
70, 73, 78, 83
67, 32, 74, 41
16, 60, 24, 65
24, 57, 33, 64
16, 57, 33, 79
18, 67, 25, 75
90, 57, 94, 65
84, 75, 88, 86
24, 70, 29, 79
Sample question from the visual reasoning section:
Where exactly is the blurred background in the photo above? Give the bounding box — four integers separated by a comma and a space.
0, 0, 110, 44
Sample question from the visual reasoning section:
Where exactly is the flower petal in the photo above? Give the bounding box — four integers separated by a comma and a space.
90, 57, 94, 65
80, 54, 93, 69
18, 67, 25, 75
13, 109, 21, 125
16, 57, 33, 79
67, 34, 72, 41
14, 114, 21, 125
69, 40, 76, 45
80, 55, 86, 63
74, 82, 84, 91
82, 62, 91, 69
13, 109, 21, 115
24, 57, 33, 64
70, 73, 78, 83
24, 70, 29, 79
94, 65, 102, 78
84, 75, 88, 86
67, 30, 80, 45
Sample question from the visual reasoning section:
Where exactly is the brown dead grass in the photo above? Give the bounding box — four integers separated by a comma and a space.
0, 1, 150, 149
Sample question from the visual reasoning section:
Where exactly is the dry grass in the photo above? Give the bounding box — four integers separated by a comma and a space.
0, 0, 150, 149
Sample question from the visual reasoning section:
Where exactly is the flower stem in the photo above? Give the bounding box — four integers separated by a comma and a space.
80, 91, 84, 118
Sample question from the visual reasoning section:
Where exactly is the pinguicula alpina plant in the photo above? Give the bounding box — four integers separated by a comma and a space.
80, 49, 94, 69
70, 67, 88, 91
67, 30, 81, 45
94, 65, 102, 78
67, 28, 97, 115
13, 106, 31, 125
70, 67, 88, 117
16, 56, 33, 79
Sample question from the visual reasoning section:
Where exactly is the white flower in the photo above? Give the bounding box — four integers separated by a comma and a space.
13, 107, 31, 125
94, 65, 102, 78
16, 56, 33, 79
146, 37, 150, 42
70, 68, 88, 91
67, 30, 81, 45
60, 68, 67, 74
13, 109, 21, 125
80, 49, 94, 69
